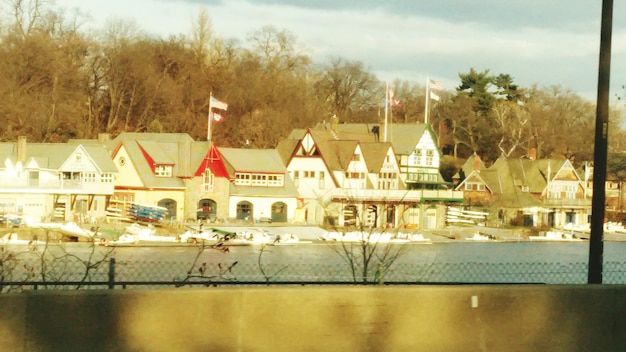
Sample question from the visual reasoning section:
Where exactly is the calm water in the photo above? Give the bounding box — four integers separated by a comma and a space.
9, 240, 626, 285
109, 240, 626, 266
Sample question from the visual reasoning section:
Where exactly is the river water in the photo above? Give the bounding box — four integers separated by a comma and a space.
101, 240, 626, 285
6, 229, 626, 286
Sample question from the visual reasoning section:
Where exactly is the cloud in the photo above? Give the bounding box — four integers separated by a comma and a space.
54, 0, 626, 101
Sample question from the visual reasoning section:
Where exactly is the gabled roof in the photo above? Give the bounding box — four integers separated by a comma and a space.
275, 138, 299, 165
459, 152, 485, 177
325, 140, 360, 171
0, 142, 116, 173
360, 142, 394, 173
315, 122, 433, 155
482, 158, 543, 208
108, 133, 210, 189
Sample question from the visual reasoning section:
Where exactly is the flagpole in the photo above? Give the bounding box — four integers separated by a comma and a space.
207, 93, 213, 142
424, 77, 430, 124
384, 82, 389, 142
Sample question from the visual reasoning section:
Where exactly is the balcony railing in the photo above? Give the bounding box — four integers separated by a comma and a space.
328, 188, 463, 202
0, 178, 113, 194
542, 198, 592, 207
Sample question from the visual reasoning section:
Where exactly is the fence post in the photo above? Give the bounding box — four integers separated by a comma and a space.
108, 258, 115, 289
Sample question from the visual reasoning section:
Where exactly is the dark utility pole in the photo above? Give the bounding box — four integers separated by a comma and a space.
588, 0, 613, 284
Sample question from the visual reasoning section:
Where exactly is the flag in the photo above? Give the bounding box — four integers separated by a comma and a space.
211, 111, 224, 122
429, 79, 443, 91
430, 91, 440, 101
210, 96, 228, 110
389, 89, 402, 107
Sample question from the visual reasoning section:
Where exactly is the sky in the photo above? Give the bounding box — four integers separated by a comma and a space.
52, 0, 626, 102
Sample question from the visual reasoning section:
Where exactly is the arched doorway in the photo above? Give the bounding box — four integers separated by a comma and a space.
236, 201, 253, 221
158, 198, 177, 220
197, 199, 217, 221
271, 202, 288, 223
365, 205, 378, 228
343, 204, 358, 226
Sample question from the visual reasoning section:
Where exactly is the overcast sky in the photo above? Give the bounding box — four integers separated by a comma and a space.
54, 0, 626, 102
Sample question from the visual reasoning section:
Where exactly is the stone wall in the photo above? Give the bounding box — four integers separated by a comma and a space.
1, 285, 625, 351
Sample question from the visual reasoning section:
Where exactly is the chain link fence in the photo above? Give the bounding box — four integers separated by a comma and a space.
2, 255, 626, 292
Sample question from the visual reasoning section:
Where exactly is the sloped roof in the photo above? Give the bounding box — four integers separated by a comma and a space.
0, 142, 116, 173
325, 140, 359, 171
219, 148, 286, 173
360, 142, 393, 173
217, 147, 299, 198
314, 122, 431, 155
275, 138, 299, 165
107, 133, 210, 189
479, 157, 543, 208
460, 153, 485, 177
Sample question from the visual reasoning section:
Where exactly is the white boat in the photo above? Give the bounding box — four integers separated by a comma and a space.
529, 231, 581, 241
395, 232, 431, 243
179, 230, 220, 244
466, 231, 493, 241
106, 223, 178, 245
59, 222, 95, 240
272, 233, 312, 245
319, 230, 425, 244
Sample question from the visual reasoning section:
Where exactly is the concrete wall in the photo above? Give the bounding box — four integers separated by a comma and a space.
1, 285, 625, 352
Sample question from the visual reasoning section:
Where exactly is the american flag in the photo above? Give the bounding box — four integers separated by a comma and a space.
429, 80, 443, 91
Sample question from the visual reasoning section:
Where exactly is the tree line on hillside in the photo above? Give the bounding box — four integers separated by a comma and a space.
1, 0, 625, 167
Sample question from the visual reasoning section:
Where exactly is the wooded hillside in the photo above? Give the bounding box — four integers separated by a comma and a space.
1, 1, 624, 165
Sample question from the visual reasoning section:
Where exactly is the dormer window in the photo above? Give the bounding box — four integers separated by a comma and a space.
155, 164, 173, 177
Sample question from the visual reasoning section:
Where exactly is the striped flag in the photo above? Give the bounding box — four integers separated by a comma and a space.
430, 91, 440, 101
429, 80, 443, 91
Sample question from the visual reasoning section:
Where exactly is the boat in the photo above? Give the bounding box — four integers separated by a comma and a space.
319, 230, 427, 244
466, 231, 493, 241
272, 233, 312, 245
128, 202, 167, 223
529, 231, 582, 241
179, 229, 220, 244
395, 232, 431, 243
59, 222, 95, 240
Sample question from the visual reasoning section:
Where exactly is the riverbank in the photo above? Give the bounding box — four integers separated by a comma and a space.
5, 220, 623, 245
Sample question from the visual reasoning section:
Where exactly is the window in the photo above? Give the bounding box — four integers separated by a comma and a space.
304, 171, 315, 178
202, 169, 214, 192
378, 172, 397, 190
235, 172, 282, 187
464, 182, 485, 191
235, 173, 251, 185
319, 171, 325, 188
425, 150, 434, 166
82, 173, 97, 183
251, 174, 267, 186
345, 172, 365, 179
352, 154, 360, 162
155, 165, 173, 177
101, 173, 113, 183
267, 175, 284, 187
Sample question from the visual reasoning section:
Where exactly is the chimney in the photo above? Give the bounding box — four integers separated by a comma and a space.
371, 126, 380, 142
528, 148, 537, 160
473, 153, 481, 171
98, 133, 111, 144
17, 136, 26, 163
330, 114, 338, 132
